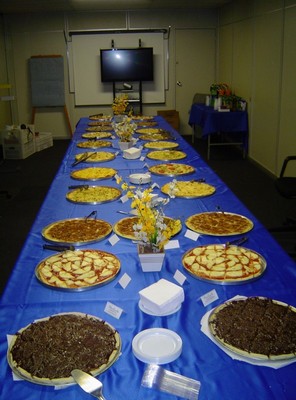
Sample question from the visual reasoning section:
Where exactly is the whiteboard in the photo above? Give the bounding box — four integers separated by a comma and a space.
70, 32, 165, 106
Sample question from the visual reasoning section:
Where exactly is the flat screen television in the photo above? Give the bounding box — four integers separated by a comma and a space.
100, 47, 154, 82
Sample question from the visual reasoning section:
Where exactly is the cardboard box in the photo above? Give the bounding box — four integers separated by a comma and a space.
157, 110, 180, 131
35, 132, 53, 152
2, 126, 35, 159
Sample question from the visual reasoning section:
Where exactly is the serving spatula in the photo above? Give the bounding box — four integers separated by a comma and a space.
71, 369, 106, 399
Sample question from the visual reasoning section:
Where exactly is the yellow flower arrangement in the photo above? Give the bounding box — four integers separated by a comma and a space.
116, 177, 180, 251
112, 94, 133, 115
112, 116, 137, 142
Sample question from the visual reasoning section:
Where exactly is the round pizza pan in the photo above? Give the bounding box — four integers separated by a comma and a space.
149, 163, 195, 177
41, 217, 113, 246
35, 249, 121, 291
66, 185, 122, 205
182, 244, 266, 285
185, 211, 254, 236
7, 312, 121, 385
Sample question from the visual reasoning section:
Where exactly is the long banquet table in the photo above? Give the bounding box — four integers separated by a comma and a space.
1, 116, 296, 400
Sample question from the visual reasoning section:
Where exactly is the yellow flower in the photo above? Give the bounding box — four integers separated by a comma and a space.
116, 176, 180, 250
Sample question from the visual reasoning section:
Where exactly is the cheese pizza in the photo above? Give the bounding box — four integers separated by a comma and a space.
182, 244, 265, 283
71, 167, 117, 181
82, 132, 112, 139
149, 163, 194, 176
186, 211, 253, 236
86, 126, 113, 132
144, 141, 179, 150
75, 151, 116, 163
66, 186, 121, 204
139, 133, 172, 141
35, 249, 120, 290
147, 150, 187, 161
161, 180, 215, 198
77, 140, 112, 149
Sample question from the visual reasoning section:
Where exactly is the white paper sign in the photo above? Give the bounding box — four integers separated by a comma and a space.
200, 289, 219, 307
185, 229, 200, 241
164, 240, 180, 250
118, 273, 131, 289
109, 234, 120, 246
173, 269, 187, 285
104, 302, 123, 319
120, 194, 129, 203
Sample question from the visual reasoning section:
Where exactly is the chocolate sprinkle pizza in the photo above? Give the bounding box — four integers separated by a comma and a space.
208, 297, 296, 360
8, 313, 121, 385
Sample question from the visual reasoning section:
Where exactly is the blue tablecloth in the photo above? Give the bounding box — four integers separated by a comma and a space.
1, 116, 296, 400
189, 103, 248, 137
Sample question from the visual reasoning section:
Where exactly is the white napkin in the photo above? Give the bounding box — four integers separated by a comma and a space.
200, 295, 296, 369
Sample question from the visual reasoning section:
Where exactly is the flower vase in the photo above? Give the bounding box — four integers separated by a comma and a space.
137, 244, 165, 272
118, 140, 133, 151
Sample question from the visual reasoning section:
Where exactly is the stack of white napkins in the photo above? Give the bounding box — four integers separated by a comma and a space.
123, 147, 141, 159
139, 279, 184, 315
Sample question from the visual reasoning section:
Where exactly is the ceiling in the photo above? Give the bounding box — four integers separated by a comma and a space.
0, 0, 232, 14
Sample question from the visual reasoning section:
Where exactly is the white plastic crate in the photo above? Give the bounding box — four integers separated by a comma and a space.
35, 132, 53, 152
2, 125, 35, 159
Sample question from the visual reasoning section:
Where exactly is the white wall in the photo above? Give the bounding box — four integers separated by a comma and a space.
218, 0, 296, 176
3, 9, 217, 139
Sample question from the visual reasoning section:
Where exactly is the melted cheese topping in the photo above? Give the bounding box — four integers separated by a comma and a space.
161, 180, 215, 197
37, 249, 120, 289
71, 167, 116, 180
183, 244, 265, 282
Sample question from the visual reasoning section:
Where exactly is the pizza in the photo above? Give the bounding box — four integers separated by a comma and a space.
132, 115, 154, 120
66, 186, 121, 204
208, 297, 296, 360
88, 121, 112, 126
82, 132, 112, 139
161, 180, 215, 198
139, 133, 172, 141
182, 244, 266, 283
77, 140, 112, 149
8, 313, 121, 385
149, 163, 195, 176
147, 150, 186, 161
71, 167, 117, 181
113, 216, 182, 240
42, 218, 112, 245
144, 141, 178, 150
86, 126, 113, 132
75, 151, 116, 163
35, 249, 120, 289
136, 128, 163, 134
185, 212, 253, 236
136, 121, 157, 127
89, 114, 112, 120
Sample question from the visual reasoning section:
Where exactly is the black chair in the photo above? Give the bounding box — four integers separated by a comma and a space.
275, 156, 296, 200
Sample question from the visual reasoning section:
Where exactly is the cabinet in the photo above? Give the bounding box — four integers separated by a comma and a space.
113, 81, 142, 115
